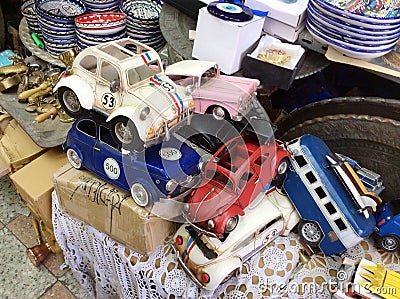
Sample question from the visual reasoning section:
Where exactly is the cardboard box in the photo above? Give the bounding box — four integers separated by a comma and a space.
192, 7, 265, 75
53, 164, 176, 255
10, 147, 68, 230
242, 35, 306, 90
246, 0, 308, 27
0, 118, 47, 175
263, 18, 306, 43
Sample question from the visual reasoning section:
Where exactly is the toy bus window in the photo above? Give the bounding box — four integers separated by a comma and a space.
100, 61, 120, 83
324, 202, 337, 215
305, 171, 317, 184
79, 55, 97, 73
334, 218, 347, 231
315, 186, 327, 199
99, 125, 118, 149
77, 119, 96, 138
294, 155, 307, 167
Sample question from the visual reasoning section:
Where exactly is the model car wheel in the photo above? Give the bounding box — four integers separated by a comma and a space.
66, 148, 83, 169
377, 235, 400, 252
277, 158, 289, 175
224, 215, 239, 233
58, 87, 83, 118
110, 116, 144, 151
298, 220, 323, 247
210, 106, 228, 121
131, 183, 151, 207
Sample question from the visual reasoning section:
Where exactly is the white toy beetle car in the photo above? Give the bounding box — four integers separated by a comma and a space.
173, 188, 300, 290
54, 38, 194, 151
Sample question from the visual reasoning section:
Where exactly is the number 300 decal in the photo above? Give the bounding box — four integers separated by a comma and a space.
101, 93, 116, 110
104, 158, 120, 180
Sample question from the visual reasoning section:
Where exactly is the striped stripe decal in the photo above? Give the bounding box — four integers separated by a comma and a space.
182, 237, 196, 263
242, 243, 265, 262
150, 75, 183, 115
141, 52, 152, 64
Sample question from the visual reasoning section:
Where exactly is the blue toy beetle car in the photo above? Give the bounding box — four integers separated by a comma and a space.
374, 198, 400, 252
63, 112, 202, 207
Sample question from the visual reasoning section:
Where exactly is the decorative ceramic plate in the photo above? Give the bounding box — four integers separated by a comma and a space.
75, 12, 126, 33
310, 0, 400, 29
306, 21, 396, 59
307, 14, 399, 45
314, 0, 400, 24
36, 0, 86, 18
308, 3, 400, 38
120, 0, 161, 21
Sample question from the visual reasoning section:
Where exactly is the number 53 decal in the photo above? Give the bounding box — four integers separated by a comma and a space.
102, 93, 116, 110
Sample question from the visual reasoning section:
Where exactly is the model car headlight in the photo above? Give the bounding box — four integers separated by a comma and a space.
225, 216, 238, 232
207, 219, 215, 229
140, 106, 150, 120
166, 179, 178, 192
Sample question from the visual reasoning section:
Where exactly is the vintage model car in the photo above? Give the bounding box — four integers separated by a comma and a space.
173, 189, 300, 290
54, 38, 194, 151
284, 134, 380, 256
374, 198, 400, 252
165, 60, 260, 121
183, 133, 290, 237
63, 112, 201, 207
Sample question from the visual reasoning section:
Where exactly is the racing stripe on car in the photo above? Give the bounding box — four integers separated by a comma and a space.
243, 243, 265, 262
141, 52, 152, 64
183, 237, 195, 263
150, 75, 182, 114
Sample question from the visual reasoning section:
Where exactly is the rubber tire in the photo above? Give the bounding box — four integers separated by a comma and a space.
207, 105, 230, 121
66, 148, 83, 169
276, 97, 400, 201
376, 234, 400, 252
130, 183, 152, 207
298, 220, 323, 247
109, 116, 144, 152
58, 87, 84, 119
224, 215, 239, 233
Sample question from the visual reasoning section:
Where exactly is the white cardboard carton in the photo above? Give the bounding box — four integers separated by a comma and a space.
263, 18, 306, 42
192, 7, 265, 75
246, 0, 308, 27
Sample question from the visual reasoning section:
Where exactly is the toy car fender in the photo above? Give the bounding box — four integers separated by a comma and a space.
54, 74, 95, 110
106, 105, 154, 142
199, 258, 242, 290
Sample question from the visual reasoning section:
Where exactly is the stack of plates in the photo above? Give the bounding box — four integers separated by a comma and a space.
120, 0, 166, 52
306, 0, 400, 59
35, 0, 86, 57
75, 12, 127, 49
83, 0, 120, 13
20, 0, 42, 36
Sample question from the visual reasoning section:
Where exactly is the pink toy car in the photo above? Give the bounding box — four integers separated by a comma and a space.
165, 60, 260, 121
183, 134, 290, 237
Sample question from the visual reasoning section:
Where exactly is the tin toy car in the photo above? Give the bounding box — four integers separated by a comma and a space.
183, 133, 290, 237
374, 197, 400, 252
283, 134, 380, 256
173, 189, 300, 290
54, 38, 194, 151
63, 111, 201, 207
165, 60, 260, 121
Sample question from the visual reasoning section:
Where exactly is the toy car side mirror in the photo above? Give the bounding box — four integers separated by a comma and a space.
110, 78, 120, 93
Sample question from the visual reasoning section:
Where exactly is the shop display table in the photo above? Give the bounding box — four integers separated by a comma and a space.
52, 191, 400, 299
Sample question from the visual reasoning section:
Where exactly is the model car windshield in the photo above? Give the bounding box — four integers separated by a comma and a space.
126, 60, 161, 86
200, 67, 217, 85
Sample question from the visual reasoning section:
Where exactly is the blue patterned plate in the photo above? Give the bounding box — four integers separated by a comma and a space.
36, 0, 86, 19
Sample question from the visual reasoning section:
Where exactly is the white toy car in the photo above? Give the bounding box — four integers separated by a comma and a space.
54, 38, 194, 151
165, 60, 260, 121
173, 188, 300, 290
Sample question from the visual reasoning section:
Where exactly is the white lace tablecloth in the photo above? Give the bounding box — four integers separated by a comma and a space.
52, 191, 400, 298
